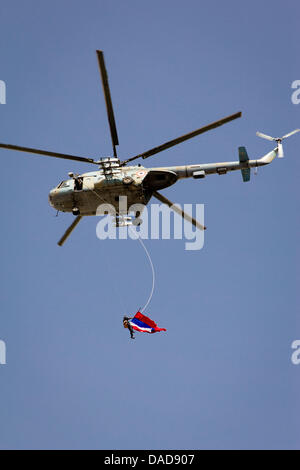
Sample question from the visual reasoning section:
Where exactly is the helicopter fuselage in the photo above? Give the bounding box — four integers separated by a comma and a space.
48, 149, 277, 217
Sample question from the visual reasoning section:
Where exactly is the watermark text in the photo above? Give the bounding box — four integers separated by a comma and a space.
0, 340, 6, 365
95, 197, 205, 251
0, 80, 6, 104
291, 340, 300, 365
291, 80, 300, 105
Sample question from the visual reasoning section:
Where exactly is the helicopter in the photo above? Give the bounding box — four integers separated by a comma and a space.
0, 50, 299, 246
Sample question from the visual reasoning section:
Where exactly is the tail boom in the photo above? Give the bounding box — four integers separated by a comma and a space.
153, 148, 278, 180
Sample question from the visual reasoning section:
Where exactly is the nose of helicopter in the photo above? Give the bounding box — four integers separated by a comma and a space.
48, 188, 57, 208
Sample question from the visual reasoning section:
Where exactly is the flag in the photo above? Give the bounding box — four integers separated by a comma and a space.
129, 312, 166, 334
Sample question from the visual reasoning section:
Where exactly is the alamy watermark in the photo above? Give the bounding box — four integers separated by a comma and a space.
0, 80, 6, 104
291, 80, 300, 105
0, 339, 6, 365
291, 340, 300, 365
95, 197, 205, 251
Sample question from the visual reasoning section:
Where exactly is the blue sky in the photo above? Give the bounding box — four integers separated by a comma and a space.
0, 0, 299, 449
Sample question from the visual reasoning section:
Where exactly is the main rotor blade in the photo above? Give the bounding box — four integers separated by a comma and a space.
153, 191, 206, 231
96, 50, 119, 157
122, 111, 242, 165
57, 216, 83, 246
0, 142, 99, 165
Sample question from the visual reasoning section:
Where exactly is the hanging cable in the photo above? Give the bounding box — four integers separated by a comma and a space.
129, 227, 155, 313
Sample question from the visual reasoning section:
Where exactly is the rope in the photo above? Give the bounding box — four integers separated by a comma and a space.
129, 228, 155, 313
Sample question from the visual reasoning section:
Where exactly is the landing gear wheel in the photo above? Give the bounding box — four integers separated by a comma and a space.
72, 207, 80, 216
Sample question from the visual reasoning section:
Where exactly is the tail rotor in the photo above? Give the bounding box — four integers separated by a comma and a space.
256, 129, 300, 158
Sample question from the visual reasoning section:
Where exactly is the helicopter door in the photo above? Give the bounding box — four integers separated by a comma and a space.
74, 176, 94, 191
74, 176, 83, 191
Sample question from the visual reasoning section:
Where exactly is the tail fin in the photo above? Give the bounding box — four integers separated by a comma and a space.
238, 146, 250, 182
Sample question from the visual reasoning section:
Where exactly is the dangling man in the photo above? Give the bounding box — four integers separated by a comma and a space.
123, 311, 166, 339
123, 316, 135, 340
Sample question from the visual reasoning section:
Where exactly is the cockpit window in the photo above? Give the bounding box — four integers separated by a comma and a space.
57, 181, 71, 189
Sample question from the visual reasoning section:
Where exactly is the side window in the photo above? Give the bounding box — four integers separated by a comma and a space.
57, 180, 73, 189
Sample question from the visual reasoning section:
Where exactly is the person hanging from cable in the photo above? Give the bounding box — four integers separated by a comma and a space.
123, 316, 136, 340
123, 311, 166, 339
